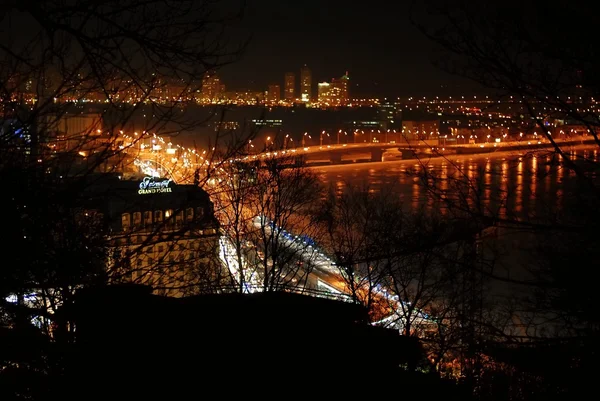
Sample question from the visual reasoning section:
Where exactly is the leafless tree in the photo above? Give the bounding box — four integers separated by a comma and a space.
407, 0, 600, 397
318, 185, 400, 314
246, 156, 324, 292
410, 0, 600, 334
319, 183, 494, 377
0, 1, 249, 397
212, 155, 261, 292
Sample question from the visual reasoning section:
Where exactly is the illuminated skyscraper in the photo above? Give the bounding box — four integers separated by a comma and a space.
317, 72, 350, 106
284, 72, 295, 101
201, 71, 223, 102
317, 82, 330, 103
337, 71, 349, 103
267, 84, 281, 103
300, 65, 312, 102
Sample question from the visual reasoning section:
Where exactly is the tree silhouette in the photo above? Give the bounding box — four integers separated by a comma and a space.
409, 1, 600, 397
0, 1, 247, 397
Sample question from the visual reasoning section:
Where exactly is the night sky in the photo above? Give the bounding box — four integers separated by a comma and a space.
220, 0, 474, 98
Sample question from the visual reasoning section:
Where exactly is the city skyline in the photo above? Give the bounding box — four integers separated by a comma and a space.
219, 0, 480, 97
218, 60, 480, 99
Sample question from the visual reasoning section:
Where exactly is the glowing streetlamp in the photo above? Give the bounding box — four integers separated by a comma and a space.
302, 132, 311, 147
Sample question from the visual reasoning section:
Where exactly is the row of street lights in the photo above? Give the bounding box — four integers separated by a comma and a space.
258, 129, 404, 151
252, 126, 573, 152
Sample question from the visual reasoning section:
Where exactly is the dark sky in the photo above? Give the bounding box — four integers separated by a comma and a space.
219, 0, 473, 97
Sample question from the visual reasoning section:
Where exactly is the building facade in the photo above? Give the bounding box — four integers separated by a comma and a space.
82, 174, 221, 297
377, 100, 402, 130
333, 72, 349, 105
402, 120, 440, 141
317, 72, 349, 106
317, 82, 330, 104
201, 71, 224, 103
267, 84, 281, 104
300, 65, 312, 102
284, 72, 295, 101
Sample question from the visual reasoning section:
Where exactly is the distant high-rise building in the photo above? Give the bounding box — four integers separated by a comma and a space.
284, 72, 295, 101
337, 72, 349, 103
378, 100, 402, 129
300, 65, 312, 102
317, 82, 330, 103
267, 84, 281, 103
201, 71, 223, 102
317, 72, 350, 106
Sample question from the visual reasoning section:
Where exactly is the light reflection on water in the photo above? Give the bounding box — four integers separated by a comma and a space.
314, 147, 599, 221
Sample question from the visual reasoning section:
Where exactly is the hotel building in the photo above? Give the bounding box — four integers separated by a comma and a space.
81, 174, 221, 297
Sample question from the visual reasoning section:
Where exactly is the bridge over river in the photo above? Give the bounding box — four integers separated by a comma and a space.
244, 135, 595, 165
120, 129, 594, 185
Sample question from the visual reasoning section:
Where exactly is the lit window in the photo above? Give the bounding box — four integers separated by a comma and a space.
133, 212, 142, 226
121, 213, 131, 230
143, 211, 152, 225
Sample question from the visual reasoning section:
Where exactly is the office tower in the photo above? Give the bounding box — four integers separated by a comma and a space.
318, 72, 350, 106
300, 65, 312, 102
337, 71, 349, 103
201, 70, 223, 102
284, 72, 295, 101
267, 84, 281, 103
318, 82, 330, 103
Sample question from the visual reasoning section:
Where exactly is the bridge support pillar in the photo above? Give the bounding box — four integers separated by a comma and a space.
370, 149, 384, 162
399, 149, 417, 159
329, 152, 343, 164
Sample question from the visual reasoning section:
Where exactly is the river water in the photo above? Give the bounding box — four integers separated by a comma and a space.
313, 146, 599, 221
313, 146, 600, 309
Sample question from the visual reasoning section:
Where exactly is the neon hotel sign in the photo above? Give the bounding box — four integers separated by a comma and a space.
138, 177, 172, 194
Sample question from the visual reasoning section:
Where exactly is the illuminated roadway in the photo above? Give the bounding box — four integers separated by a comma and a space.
217, 216, 351, 300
